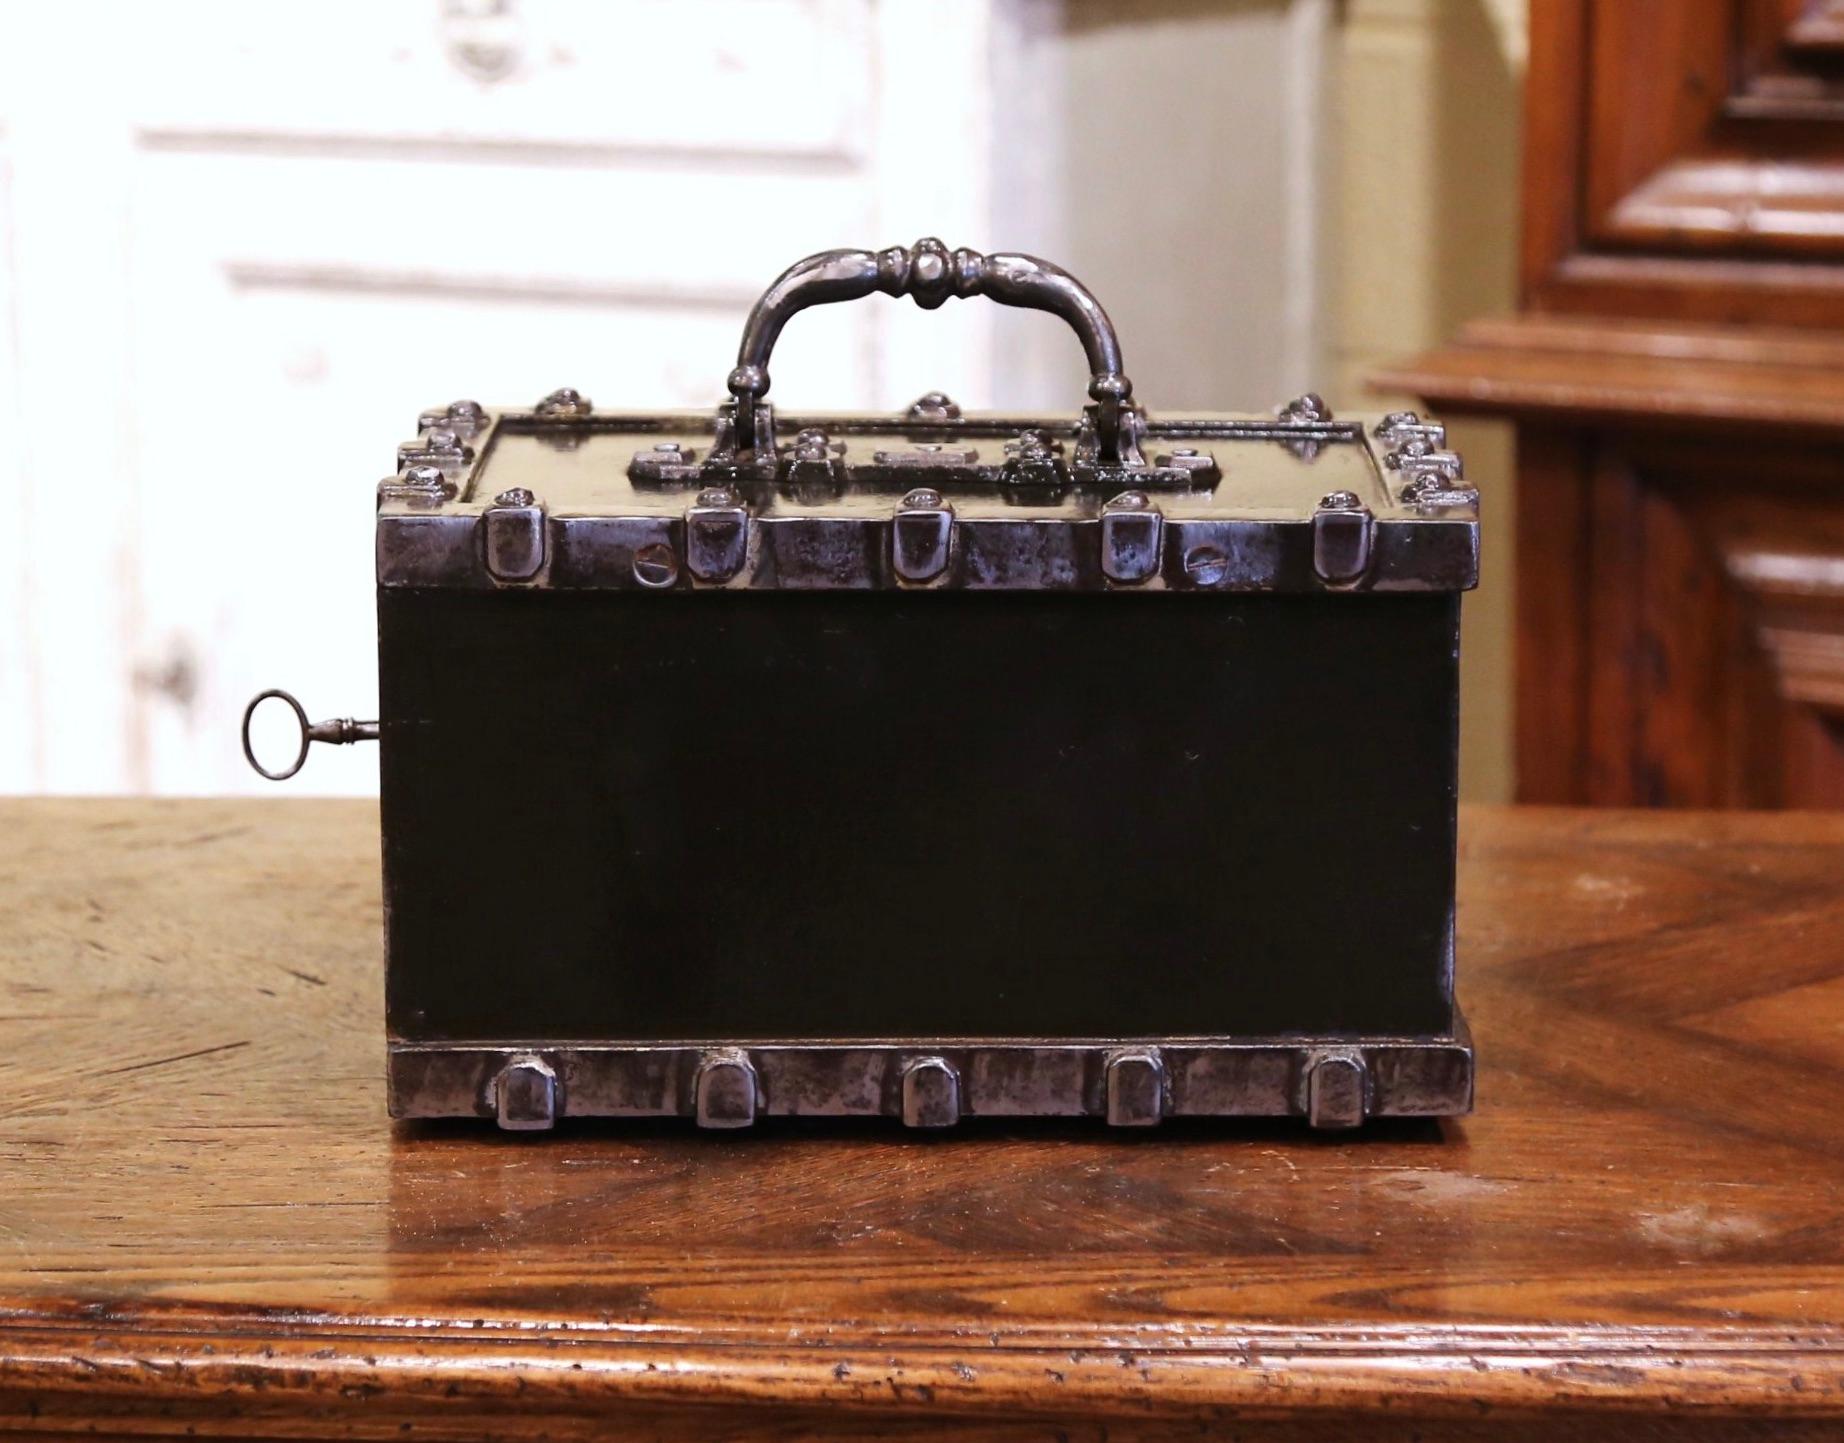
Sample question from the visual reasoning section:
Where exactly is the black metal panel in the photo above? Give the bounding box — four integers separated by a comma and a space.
379, 589, 1458, 1043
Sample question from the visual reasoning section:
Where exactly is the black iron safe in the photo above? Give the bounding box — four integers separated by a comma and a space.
245, 239, 1479, 1132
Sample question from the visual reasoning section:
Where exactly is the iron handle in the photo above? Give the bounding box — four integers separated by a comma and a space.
726, 237, 1137, 463
241, 688, 378, 782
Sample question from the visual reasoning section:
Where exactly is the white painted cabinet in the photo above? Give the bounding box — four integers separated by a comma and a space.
0, 0, 1048, 794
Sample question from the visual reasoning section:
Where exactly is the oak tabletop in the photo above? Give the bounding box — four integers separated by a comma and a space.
2, 800, 1843, 1441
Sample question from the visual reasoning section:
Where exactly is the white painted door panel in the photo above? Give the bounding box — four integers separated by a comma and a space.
0, 0, 1328, 795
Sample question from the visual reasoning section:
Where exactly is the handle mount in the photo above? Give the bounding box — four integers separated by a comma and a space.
726, 238, 1139, 463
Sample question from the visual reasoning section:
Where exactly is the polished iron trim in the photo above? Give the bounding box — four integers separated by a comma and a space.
388, 1016, 1474, 1132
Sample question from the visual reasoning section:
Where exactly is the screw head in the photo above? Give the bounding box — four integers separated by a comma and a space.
653, 441, 683, 454
697, 486, 738, 508
402, 463, 446, 489
1107, 490, 1151, 512
1170, 447, 1198, 458
631, 541, 679, 588
1184, 544, 1230, 586
1282, 393, 1331, 423
1318, 490, 1362, 511
447, 399, 485, 423
902, 487, 945, 510
494, 487, 535, 508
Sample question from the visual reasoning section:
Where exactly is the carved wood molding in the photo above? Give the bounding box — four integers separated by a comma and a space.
1723, 543, 1844, 717
1373, 313, 1844, 432
1528, 0, 1844, 323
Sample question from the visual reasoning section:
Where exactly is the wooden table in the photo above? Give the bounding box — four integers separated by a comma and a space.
3, 801, 1843, 1441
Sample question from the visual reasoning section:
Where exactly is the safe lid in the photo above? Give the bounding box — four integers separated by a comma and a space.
375, 239, 1479, 594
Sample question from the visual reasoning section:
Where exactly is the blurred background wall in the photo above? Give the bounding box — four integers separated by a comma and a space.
0, 0, 1523, 797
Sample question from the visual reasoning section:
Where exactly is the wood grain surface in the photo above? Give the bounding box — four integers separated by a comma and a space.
3, 800, 1844, 1440
1373, 314, 1844, 435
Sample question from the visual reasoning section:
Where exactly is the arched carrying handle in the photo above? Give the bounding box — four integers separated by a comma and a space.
726, 237, 1137, 463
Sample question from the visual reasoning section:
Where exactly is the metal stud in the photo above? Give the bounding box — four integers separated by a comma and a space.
483, 488, 545, 582
792, 427, 831, 461
907, 390, 962, 422
1312, 490, 1373, 585
1105, 1049, 1165, 1127
901, 1056, 961, 1128
1155, 446, 1218, 477
1374, 410, 1446, 448
694, 1049, 758, 1129
1279, 393, 1332, 424
419, 398, 488, 436
1100, 490, 1163, 584
1305, 1049, 1369, 1130
685, 486, 749, 583
892, 487, 954, 583
377, 462, 456, 505
1000, 428, 1067, 488
397, 428, 473, 470
783, 427, 843, 490
494, 1054, 559, 1132
535, 386, 593, 418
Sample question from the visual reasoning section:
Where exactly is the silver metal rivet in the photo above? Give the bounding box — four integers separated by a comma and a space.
632, 542, 679, 589
901, 1057, 961, 1128
1281, 392, 1331, 423
1312, 492, 1373, 584
537, 386, 592, 417
1101, 493, 1163, 584
694, 1049, 758, 1129
1306, 1050, 1369, 1130
1170, 447, 1198, 458
1106, 1050, 1165, 1127
494, 488, 535, 508
686, 487, 748, 583
447, 398, 484, 423
907, 390, 962, 421
892, 488, 954, 583
653, 441, 683, 453
494, 1054, 558, 1132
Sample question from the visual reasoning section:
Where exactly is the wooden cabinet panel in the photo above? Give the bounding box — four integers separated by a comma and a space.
1530, 0, 1844, 322
1384, 1, 1844, 807
1381, 319, 1844, 808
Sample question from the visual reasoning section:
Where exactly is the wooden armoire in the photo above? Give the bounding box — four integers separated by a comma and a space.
1381, 0, 1844, 807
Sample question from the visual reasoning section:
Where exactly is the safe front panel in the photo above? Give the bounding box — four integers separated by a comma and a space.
379, 588, 1458, 1045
